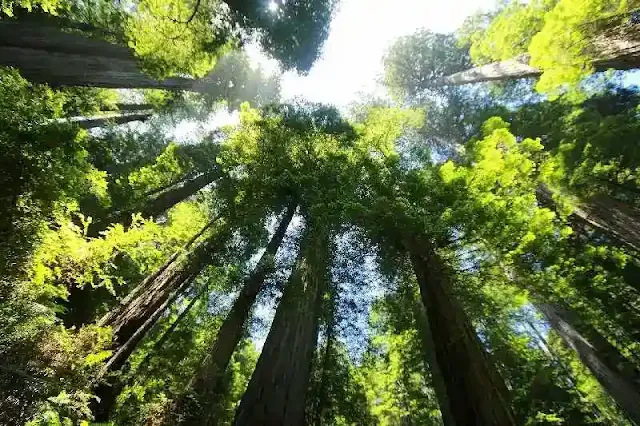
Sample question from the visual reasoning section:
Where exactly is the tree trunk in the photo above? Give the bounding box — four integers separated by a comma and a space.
233, 224, 330, 426
134, 285, 206, 375
88, 170, 219, 237
0, 20, 197, 90
536, 185, 640, 254
172, 202, 296, 425
574, 193, 640, 253
314, 294, 336, 426
408, 242, 516, 426
97, 223, 224, 357
93, 222, 228, 420
537, 303, 640, 424
432, 19, 640, 88
412, 297, 457, 426
69, 113, 152, 129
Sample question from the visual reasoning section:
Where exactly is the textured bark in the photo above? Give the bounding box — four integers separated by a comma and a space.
408, 243, 516, 426
233, 225, 330, 426
412, 298, 457, 426
433, 20, 640, 88
88, 170, 219, 237
536, 185, 640, 254
135, 286, 205, 375
0, 20, 196, 90
97, 223, 223, 355
574, 193, 640, 253
537, 303, 640, 424
66, 113, 152, 129
314, 295, 336, 426
173, 203, 296, 425
432, 55, 542, 87
93, 223, 226, 420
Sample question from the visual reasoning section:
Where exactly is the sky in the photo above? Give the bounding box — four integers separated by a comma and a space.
170, 0, 495, 141
245, 0, 497, 350
277, 0, 495, 108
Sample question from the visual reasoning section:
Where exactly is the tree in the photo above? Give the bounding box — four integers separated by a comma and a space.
408, 244, 516, 425
172, 201, 296, 425
66, 112, 152, 129
537, 303, 640, 424
234, 221, 331, 425
457, 0, 640, 94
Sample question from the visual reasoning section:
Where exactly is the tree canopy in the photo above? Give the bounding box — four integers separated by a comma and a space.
3, 1, 640, 425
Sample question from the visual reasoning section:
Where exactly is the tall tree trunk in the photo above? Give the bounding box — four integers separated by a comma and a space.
536, 185, 640, 254
88, 170, 219, 237
0, 20, 197, 90
93, 222, 228, 420
411, 297, 457, 426
536, 303, 640, 424
134, 285, 206, 375
70, 112, 152, 129
97, 222, 224, 359
172, 202, 296, 425
432, 28, 640, 88
314, 293, 336, 426
408, 241, 516, 426
573, 193, 640, 253
233, 223, 330, 426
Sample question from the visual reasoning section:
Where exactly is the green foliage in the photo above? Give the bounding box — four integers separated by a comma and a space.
384, 30, 471, 102
125, 0, 235, 78
3, 30, 640, 426
226, 0, 337, 72
460, 0, 638, 95
0, 67, 107, 276
0, 0, 62, 17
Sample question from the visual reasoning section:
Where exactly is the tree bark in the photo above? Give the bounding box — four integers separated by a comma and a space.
408, 241, 516, 426
536, 185, 640, 254
412, 297, 457, 426
64, 113, 152, 129
88, 170, 219, 237
0, 20, 198, 90
573, 193, 640, 253
92, 222, 228, 420
537, 303, 640, 424
233, 224, 330, 426
97, 222, 224, 356
314, 293, 336, 426
172, 202, 296, 425
432, 20, 640, 88
134, 285, 206, 375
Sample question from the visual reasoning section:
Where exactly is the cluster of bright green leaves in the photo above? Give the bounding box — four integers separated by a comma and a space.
0, 0, 62, 16
0, 67, 109, 276
459, 0, 638, 95
356, 327, 441, 426
218, 102, 371, 225
438, 118, 562, 255
126, 0, 235, 78
30, 201, 208, 302
518, 89, 640, 202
